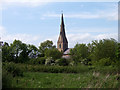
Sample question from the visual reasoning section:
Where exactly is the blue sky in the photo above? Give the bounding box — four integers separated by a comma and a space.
0, 1, 118, 48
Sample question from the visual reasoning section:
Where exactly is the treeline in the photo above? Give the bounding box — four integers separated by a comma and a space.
70, 38, 120, 66
2, 40, 63, 65
2, 38, 120, 66
2, 38, 120, 88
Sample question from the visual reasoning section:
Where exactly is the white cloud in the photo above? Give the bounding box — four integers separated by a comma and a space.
67, 27, 117, 33
43, 10, 118, 21
1, 0, 49, 7
0, 0, 118, 9
45, 32, 118, 48
0, 25, 118, 48
67, 33, 118, 47
95, 33, 118, 40
0, 26, 43, 47
1, 0, 119, 3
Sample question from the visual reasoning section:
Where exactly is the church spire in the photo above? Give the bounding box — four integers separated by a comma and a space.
60, 13, 65, 35
57, 13, 68, 52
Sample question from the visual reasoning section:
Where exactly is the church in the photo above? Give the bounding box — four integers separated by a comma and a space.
57, 13, 72, 59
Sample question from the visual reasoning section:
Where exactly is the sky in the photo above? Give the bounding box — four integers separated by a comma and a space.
0, 0, 118, 48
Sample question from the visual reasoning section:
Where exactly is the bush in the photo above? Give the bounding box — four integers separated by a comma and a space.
38, 57, 46, 64
2, 69, 13, 88
29, 57, 46, 65
55, 58, 69, 66
45, 57, 55, 65
45, 48, 62, 60
3, 62, 23, 77
92, 58, 112, 66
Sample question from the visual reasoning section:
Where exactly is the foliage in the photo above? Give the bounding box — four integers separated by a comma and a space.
55, 58, 69, 66
3, 62, 23, 77
39, 40, 56, 56
2, 40, 30, 63
10, 40, 30, 63
11, 71, 120, 88
2, 40, 40, 63
45, 57, 55, 65
89, 38, 118, 61
116, 43, 120, 60
2, 69, 13, 88
2, 42, 13, 62
45, 48, 62, 60
29, 57, 46, 65
70, 43, 89, 64
92, 58, 112, 66
28, 44, 39, 58
2, 62, 120, 88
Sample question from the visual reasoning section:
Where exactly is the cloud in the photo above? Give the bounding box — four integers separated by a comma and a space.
1, 0, 119, 3
67, 33, 118, 47
45, 32, 118, 48
1, 0, 119, 9
0, 26, 43, 46
1, 0, 49, 7
0, 25, 118, 48
95, 33, 118, 40
43, 9, 118, 21
67, 27, 117, 33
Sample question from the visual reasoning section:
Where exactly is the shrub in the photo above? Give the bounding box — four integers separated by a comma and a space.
36, 57, 46, 64
45, 48, 62, 60
45, 57, 55, 65
99, 58, 111, 66
55, 58, 69, 66
2, 69, 13, 88
3, 62, 23, 77
92, 58, 112, 66
29, 57, 46, 65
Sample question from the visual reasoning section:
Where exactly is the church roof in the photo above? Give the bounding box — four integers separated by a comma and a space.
57, 13, 68, 43
63, 48, 72, 55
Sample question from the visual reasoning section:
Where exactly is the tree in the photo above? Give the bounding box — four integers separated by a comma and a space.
90, 38, 118, 62
70, 43, 89, 64
39, 40, 56, 56
116, 43, 120, 60
9, 40, 30, 63
45, 48, 62, 60
28, 44, 39, 58
2, 42, 12, 62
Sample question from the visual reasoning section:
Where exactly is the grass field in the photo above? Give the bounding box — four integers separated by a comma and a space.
11, 72, 120, 88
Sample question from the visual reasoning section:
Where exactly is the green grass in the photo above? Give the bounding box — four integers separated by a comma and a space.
11, 72, 120, 88
3, 62, 120, 88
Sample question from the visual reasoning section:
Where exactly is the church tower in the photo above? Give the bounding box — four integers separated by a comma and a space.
57, 13, 68, 52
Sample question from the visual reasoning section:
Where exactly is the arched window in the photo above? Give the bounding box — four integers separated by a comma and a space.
59, 44, 61, 48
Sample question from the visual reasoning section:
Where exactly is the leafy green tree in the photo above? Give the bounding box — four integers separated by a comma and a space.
55, 58, 69, 66
9, 40, 30, 63
88, 38, 118, 65
39, 40, 56, 56
116, 43, 120, 60
18, 43, 30, 63
2, 42, 14, 62
28, 44, 39, 58
45, 48, 62, 60
70, 44, 89, 64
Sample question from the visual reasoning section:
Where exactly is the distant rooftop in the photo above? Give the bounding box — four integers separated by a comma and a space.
63, 48, 72, 55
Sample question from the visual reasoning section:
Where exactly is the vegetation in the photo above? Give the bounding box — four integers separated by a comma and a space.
2, 62, 120, 88
2, 38, 120, 88
9, 72, 120, 88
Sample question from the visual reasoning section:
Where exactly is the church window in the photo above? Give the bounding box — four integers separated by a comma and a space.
59, 44, 61, 48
